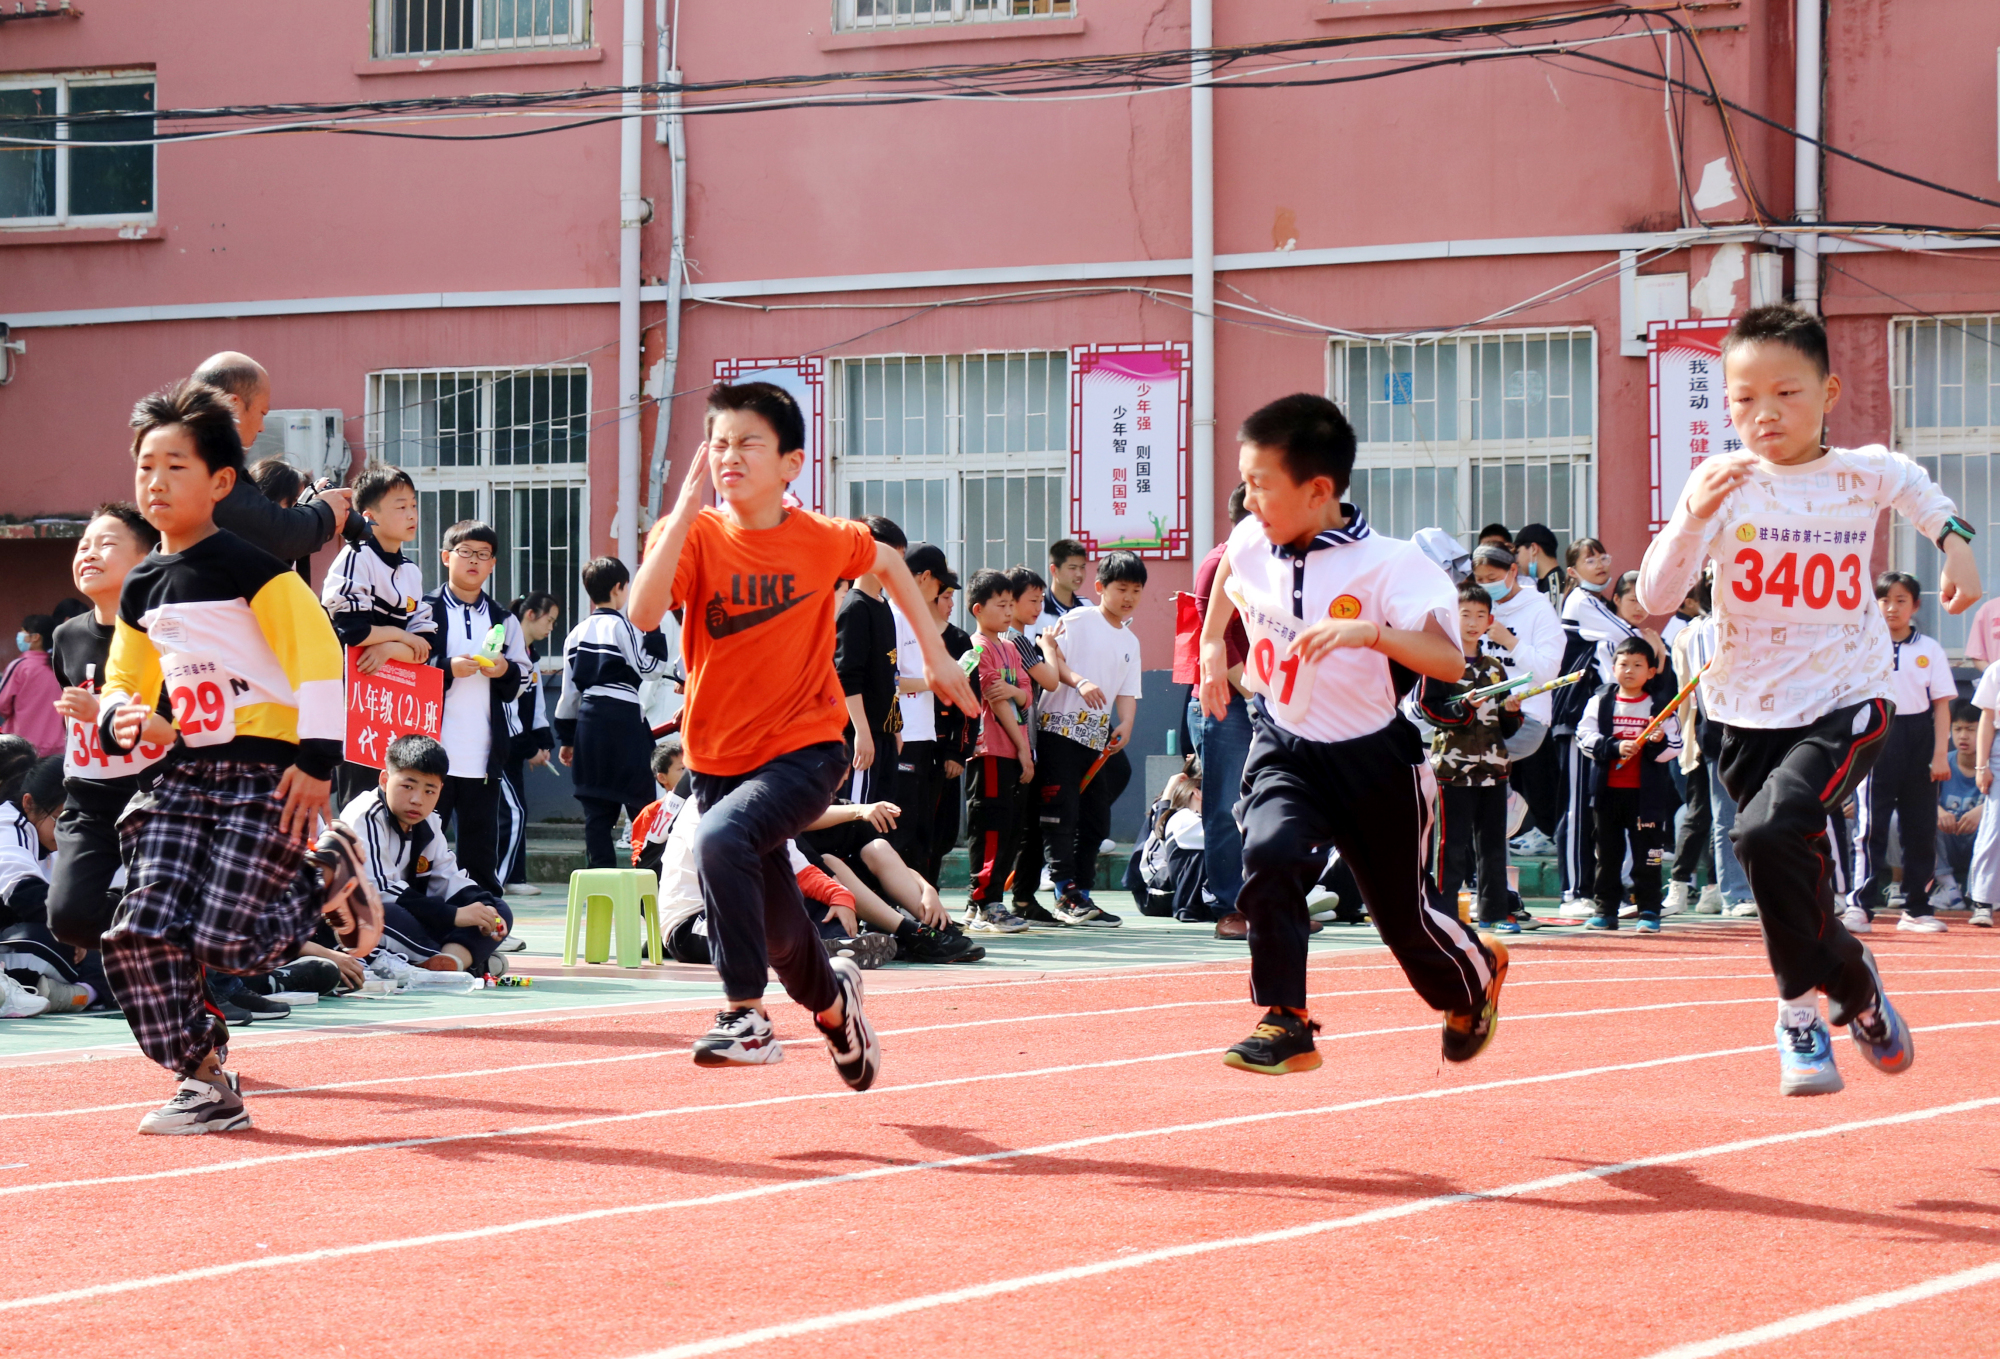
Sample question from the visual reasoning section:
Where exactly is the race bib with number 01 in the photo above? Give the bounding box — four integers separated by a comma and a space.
160, 651, 242, 748
1721, 515, 1872, 625
1224, 575, 1315, 724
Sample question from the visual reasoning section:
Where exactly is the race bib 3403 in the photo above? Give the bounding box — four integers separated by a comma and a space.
1721, 515, 1872, 625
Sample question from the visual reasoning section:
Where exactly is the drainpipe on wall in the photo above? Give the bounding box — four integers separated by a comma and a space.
1793, 0, 1823, 313
615, 0, 647, 562
1189, 0, 1216, 559
645, 0, 687, 525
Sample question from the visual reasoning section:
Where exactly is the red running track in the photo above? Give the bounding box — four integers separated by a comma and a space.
3, 926, 1998, 1359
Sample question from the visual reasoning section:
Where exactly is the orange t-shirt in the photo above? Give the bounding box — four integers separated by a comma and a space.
662, 506, 879, 776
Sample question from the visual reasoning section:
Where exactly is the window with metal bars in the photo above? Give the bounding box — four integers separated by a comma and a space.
831, 352, 1070, 603
368, 367, 591, 651
1890, 316, 2000, 656
0, 73, 154, 225
1329, 329, 1597, 551
837, 0, 1072, 31
377, 0, 587, 57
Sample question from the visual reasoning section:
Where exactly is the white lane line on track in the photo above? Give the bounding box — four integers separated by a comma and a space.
1639, 1257, 2000, 1358
614, 1093, 2000, 1359
23, 959, 1961, 1123
5, 989, 1996, 1180
3, 1019, 1984, 1319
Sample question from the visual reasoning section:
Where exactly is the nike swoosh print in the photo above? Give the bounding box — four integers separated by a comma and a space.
705, 589, 816, 639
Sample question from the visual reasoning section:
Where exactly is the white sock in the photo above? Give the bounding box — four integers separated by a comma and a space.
1779, 994, 1819, 1029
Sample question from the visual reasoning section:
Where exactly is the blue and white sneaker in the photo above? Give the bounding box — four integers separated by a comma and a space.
1584, 914, 1617, 932
1847, 948, 1915, 1076
1776, 1016, 1844, 1096
1635, 913, 1661, 934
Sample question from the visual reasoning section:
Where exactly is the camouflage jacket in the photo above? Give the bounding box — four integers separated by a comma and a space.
1423, 653, 1522, 787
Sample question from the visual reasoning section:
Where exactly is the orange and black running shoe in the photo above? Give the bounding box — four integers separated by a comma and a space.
1223, 1009, 1323, 1075
1441, 935, 1510, 1064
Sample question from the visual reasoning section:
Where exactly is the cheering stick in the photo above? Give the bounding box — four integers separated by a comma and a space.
1462, 667, 1591, 706
1079, 742, 1118, 791
1613, 662, 1709, 770
1460, 672, 1536, 704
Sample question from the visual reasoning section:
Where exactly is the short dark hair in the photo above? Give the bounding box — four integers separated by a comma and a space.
1514, 523, 1559, 559
967, 568, 1014, 609
509, 591, 559, 620
1096, 551, 1148, 588
1566, 537, 1606, 567
50, 598, 88, 626
189, 354, 267, 402
582, 556, 629, 605
385, 734, 450, 779
1612, 569, 1640, 600
1238, 393, 1357, 494
861, 515, 907, 550
1458, 582, 1493, 610
1952, 699, 1980, 726
1875, 571, 1922, 605
247, 457, 304, 507
90, 501, 160, 551
1227, 483, 1249, 525
20, 614, 54, 644
706, 381, 806, 454
0, 752, 64, 817
443, 520, 500, 553
1006, 565, 1046, 598
1725, 303, 1830, 378
1471, 543, 1516, 571
130, 379, 245, 476
1048, 538, 1087, 568
352, 463, 417, 515
0, 736, 36, 800
651, 736, 684, 775
1477, 522, 1512, 546
1613, 634, 1659, 666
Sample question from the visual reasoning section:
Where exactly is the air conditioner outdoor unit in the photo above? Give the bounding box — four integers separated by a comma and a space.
246, 409, 350, 483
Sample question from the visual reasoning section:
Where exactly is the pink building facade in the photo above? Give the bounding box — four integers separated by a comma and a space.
5, 0, 2000, 690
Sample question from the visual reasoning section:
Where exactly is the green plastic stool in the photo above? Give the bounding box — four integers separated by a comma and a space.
563, 868, 662, 967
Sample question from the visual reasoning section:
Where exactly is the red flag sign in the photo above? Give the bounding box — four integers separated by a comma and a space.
344, 650, 443, 769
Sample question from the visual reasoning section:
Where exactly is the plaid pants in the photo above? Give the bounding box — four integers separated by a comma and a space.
102, 759, 318, 1078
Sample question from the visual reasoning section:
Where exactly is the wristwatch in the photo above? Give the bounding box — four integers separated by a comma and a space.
1937, 515, 1976, 549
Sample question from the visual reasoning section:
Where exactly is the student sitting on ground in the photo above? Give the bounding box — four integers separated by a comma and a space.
796, 800, 985, 963
0, 747, 106, 1016
630, 737, 689, 874
338, 735, 515, 977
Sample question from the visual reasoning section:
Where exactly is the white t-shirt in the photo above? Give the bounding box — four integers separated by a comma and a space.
1887, 631, 1954, 718
889, 602, 935, 744
1481, 583, 1563, 726
1038, 606, 1142, 751
1637, 445, 1956, 730
1221, 510, 1456, 745
434, 590, 530, 779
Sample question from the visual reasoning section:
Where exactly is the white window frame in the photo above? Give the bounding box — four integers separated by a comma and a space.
829, 351, 1071, 622
834, 0, 1073, 33
365, 365, 593, 650
1888, 313, 2000, 658
1327, 327, 1599, 547
0, 70, 156, 229
373, 0, 591, 58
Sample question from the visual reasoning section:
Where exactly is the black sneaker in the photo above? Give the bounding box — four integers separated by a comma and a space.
1441, 935, 1509, 1064
1013, 897, 1060, 924
136, 1075, 251, 1135
1054, 890, 1122, 928
825, 934, 897, 970
899, 924, 987, 964
250, 957, 341, 996
1223, 1009, 1322, 1075
204, 977, 255, 1027
213, 973, 291, 1020
816, 956, 880, 1092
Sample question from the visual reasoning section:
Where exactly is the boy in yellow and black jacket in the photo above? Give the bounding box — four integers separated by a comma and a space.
98, 379, 351, 1136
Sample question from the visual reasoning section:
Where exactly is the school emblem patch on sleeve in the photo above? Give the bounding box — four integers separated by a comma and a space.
1329, 595, 1362, 619
1917, 654, 1930, 668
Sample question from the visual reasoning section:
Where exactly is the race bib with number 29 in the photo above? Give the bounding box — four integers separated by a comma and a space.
1721, 515, 1871, 625
159, 651, 241, 748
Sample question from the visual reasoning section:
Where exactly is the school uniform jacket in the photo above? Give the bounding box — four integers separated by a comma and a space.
0, 801, 50, 928
424, 587, 530, 783
1575, 684, 1684, 823
321, 535, 435, 648
339, 788, 491, 940
100, 530, 346, 780
552, 608, 672, 742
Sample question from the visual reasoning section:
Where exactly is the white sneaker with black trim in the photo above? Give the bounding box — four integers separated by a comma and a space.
137, 1075, 251, 1135
1839, 903, 1872, 934
692, 1007, 784, 1067
1972, 905, 1994, 928
816, 956, 880, 1092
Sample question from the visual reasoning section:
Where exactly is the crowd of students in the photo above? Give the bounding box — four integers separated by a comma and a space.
0, 302, 1979, 1124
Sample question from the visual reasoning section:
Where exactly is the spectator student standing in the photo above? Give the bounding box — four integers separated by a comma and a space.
888, 544, 954, 874
554, 556, 671, 870
0, 614, 63, 757
1937, 701, 1983, 915
500, 591, 560, 894
835, 516, 905, 805
1468, 542, 1564, 857
1421, 582, 1524, 933
960, 569, 1035, 936
1189, 483, 1255, 938
1576, 635, 1683, 933
999, 565, 1060, 919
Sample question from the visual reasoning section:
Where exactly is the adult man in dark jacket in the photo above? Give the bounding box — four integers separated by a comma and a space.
193, 351, 352, 559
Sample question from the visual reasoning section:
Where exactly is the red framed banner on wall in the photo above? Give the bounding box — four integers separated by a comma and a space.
712, 357, 827, 513
1068, 342, 1191, 559
1648, 319, 1740, 532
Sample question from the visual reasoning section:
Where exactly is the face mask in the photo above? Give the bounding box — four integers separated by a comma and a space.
1523, 559, 1540, 580
13, 633, 29, 653
1580, 575, 1610, 594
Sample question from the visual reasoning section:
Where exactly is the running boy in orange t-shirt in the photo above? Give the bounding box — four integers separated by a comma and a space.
631, 382, 976, 1090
